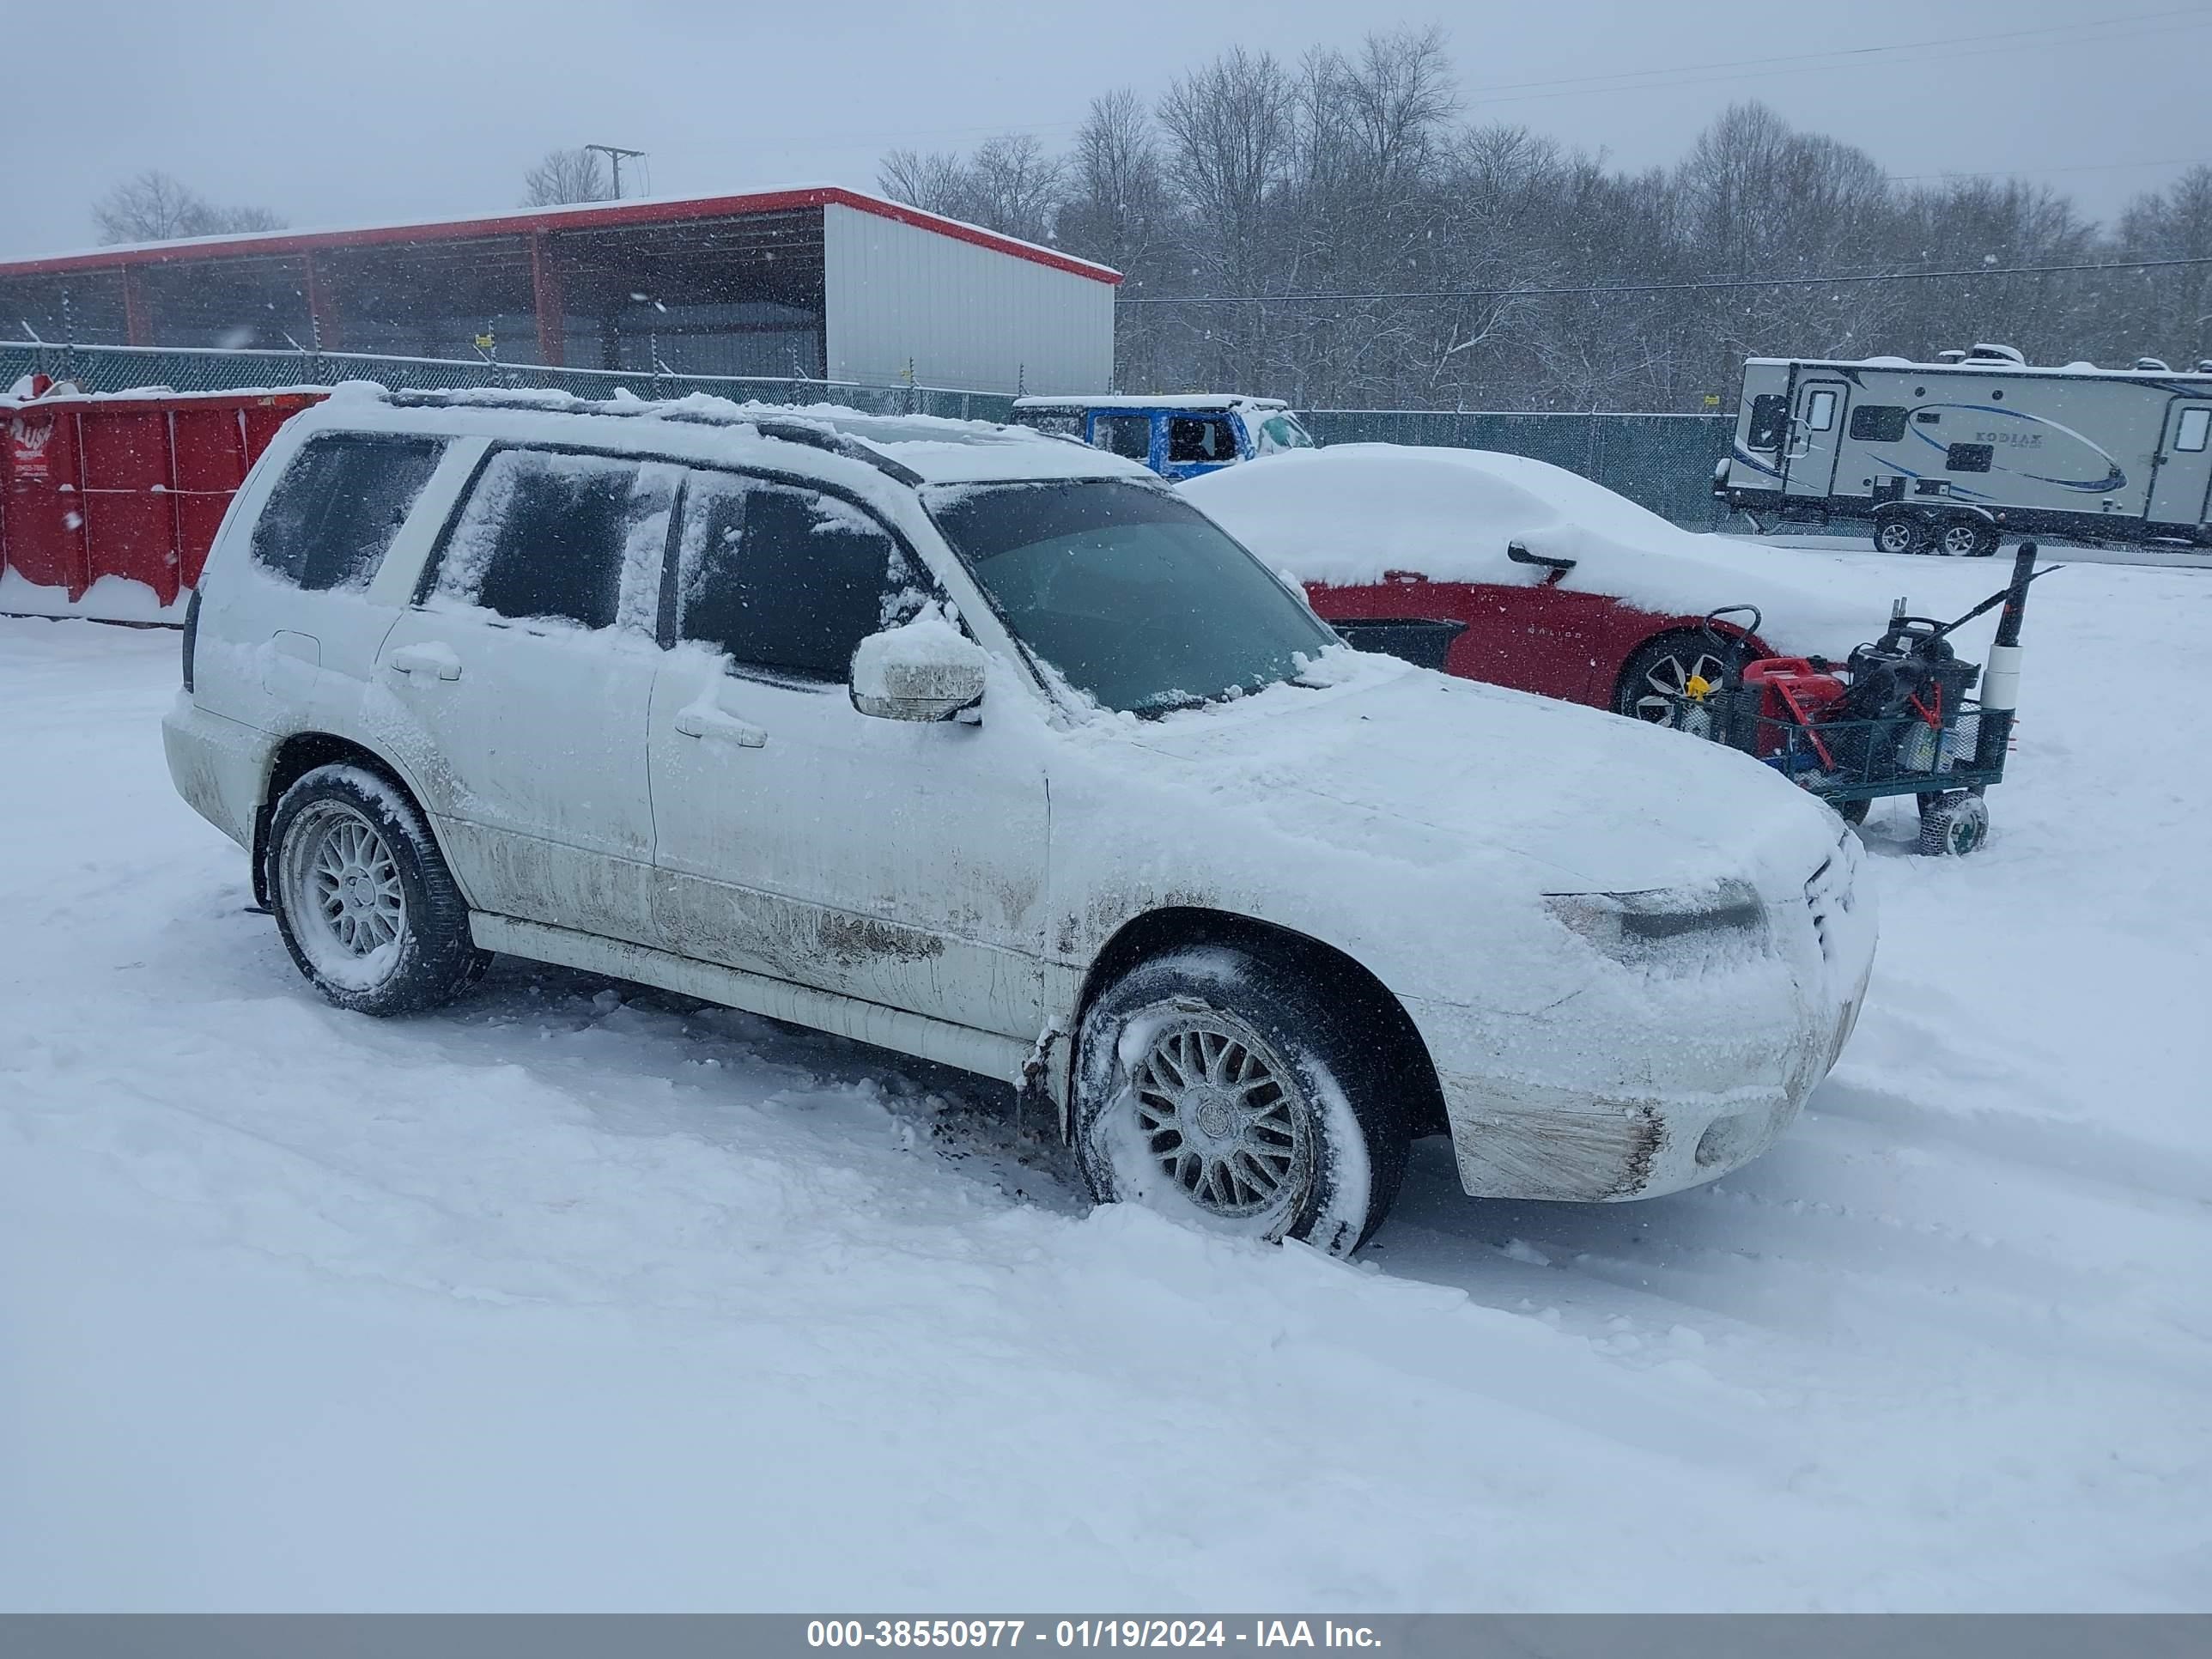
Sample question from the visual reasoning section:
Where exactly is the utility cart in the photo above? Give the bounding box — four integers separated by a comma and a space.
1671, 544, 2050, 855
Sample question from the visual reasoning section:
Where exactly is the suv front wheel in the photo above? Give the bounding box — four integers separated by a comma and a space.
1072, 945, 1412, 1255
267, 763, 488, 1016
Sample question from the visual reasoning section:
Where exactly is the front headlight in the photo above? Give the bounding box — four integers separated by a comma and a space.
1543, 879, 1768, 966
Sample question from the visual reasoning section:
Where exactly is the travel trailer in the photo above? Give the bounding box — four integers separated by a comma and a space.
1714, 345, 2212, 553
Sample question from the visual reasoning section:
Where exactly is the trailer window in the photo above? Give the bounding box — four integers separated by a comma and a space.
1850, 404, 1909, 443
250, 434, 446, 592
1946, 443, 1994, 474
2176, 407, 2211, 453
1747, 395, 1789, 450
1802, 389, 1838, 432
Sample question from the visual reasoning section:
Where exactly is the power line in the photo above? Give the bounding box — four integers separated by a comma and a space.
743, 9, 2207, 159
1455, 7, 2206, 102
1114, 253, 2212, 307
1887, 155, 2205, 185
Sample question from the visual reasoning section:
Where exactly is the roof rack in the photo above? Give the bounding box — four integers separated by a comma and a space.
378, 386, 923, 486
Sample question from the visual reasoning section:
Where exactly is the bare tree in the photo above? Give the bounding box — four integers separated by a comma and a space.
879, 135, 1065, 243
877, 34, 2210, 410
93, 171, 288, 245
878, 149, 972, 219
963, 133, 1066, 243
521, 149, 611, 207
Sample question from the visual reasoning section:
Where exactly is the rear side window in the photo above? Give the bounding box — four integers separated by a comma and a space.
1015, 409, 1085, 439
1168, 416, 1239, 464
1746, 394, 1789, 449
249, 434, 445, 591
1850, 404, 1909, 442
431, 448, 675, 630
673, 471, 921, 680
1946, 443, 1995, 474
1092, 415, 1153, 462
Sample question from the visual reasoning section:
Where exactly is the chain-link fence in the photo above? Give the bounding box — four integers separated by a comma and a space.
1300, 410, 1735, 527
4, 342, 1739, 526
0, 341, 1020, 425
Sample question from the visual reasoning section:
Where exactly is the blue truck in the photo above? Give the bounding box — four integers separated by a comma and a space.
1010, 394, 1316, 481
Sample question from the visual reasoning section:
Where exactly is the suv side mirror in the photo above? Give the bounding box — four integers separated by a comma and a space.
851, 618, 988, 722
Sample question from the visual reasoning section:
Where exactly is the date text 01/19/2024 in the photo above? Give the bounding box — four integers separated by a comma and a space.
805, 1620, 1384, 1649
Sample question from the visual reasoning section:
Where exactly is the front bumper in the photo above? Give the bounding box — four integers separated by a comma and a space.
1407, 831, 1875, 1202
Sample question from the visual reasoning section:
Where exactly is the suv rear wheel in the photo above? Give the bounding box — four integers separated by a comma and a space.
267, 763, 488, 1015
1072, 945, 1412, 1255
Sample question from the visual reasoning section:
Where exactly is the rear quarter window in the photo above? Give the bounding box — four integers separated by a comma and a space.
248, 434, 447, 591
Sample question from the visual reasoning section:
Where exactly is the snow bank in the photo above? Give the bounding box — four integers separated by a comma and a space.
1185, 447, 1911, 655
3, 551, 2207, 1612
0, 569, 187, 623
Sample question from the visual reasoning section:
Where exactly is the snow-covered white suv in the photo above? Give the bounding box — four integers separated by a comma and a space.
165, 386, 1875, 1252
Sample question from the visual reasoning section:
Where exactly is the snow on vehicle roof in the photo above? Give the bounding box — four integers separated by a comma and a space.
294, 383, 1148, 486
1012, 393, 1290, 412
1182, 445, 1912, 657
1746, 354, 2212, 383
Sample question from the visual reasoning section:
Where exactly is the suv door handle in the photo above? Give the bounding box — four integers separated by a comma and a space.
674, 707, 768, 747
387, 644, 463, 682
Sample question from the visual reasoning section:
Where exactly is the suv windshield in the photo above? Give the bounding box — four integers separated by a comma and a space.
927, 479, 1338, 715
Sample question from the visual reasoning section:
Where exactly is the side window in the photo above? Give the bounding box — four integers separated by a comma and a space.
1168, 416, 1238, 464
1945, 443, 1995, 474
430, 449, 674, 630
1746, 394, 1789, 450
1091, 415, 1154, 462
1802, 389, 1838, 433
674, 471, 921, 681
1015, 410, 1085, 439
1850, 404, 1909, 443
2175, 407, 2211, 453
1255, 413, 1314, 453
249, 434, 446, 591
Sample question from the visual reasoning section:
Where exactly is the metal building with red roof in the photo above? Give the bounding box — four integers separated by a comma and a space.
0, 186, 1119, 396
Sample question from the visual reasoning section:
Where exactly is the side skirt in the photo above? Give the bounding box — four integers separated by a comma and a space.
469, 911, 1038, 1090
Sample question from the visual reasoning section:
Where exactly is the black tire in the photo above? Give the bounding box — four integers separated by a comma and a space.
1873, 517, 1922, 556
265, 763, 488, 1015
1835, 796, 1872, 827
1072, 945, 1413, 1256
1935, 517, 1994, 558
1917, 791, 1990, 857
1613, 630, 1751, 726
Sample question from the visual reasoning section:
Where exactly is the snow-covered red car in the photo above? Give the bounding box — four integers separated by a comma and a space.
1184, 444, 1895, 722
164, 389, 1873, 1253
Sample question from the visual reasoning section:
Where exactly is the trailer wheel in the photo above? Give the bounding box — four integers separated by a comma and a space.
1918, 792, 1989, 857
1874, 518, 1923, 556
1835, 797, 1872, 827
1936, 518, 1998, 558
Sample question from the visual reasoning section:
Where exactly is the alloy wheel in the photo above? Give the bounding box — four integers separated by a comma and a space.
1634, 648, 1734, 724
283, 800, 408, 973
1128, 1010, 1313, 1228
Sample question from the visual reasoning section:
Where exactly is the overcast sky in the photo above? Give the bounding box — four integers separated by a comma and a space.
2, 0, 2203, 258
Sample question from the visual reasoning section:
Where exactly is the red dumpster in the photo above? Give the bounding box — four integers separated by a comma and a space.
2, 381, 325, 620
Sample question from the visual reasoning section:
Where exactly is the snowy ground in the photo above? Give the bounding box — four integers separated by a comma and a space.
3, 549, 2208, 1612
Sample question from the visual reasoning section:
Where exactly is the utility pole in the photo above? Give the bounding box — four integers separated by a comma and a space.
584, 144, 648, 201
